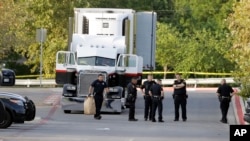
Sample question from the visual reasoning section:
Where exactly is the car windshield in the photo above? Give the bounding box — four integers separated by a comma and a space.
77, 57, 115, 66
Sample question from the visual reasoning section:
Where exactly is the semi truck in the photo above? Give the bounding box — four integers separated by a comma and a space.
55, 8, 156, 114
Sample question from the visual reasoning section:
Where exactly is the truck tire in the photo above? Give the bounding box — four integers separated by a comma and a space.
64, 110, 71, 114
0, 110, 12, 129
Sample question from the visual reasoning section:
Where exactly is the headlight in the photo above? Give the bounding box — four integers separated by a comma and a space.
63, 93, 74, 97
109, 88, 119, 92
111, 95, 121, 99
67, 85, 76, 90
10, 99, 24, 106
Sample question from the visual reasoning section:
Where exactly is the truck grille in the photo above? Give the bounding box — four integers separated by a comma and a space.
77, 71, 106, 96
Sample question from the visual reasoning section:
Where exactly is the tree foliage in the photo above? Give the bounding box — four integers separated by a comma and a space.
155, 0, 235, 77
0, 0, 24, 61
156, 22, 182, 78
227, 0, 250, 98
0, 0, 32, 74
0, 0, 246, 80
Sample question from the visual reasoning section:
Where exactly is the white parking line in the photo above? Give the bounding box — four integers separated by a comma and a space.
96, 128, 110, 131
34, 116, 41, 120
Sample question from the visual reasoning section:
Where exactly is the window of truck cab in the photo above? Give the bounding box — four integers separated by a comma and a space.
77, 56, 115, 66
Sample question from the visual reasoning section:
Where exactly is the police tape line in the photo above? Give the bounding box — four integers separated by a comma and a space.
15, 72, 232, 79
14, 77, 236, 87
142, 71, 232, 75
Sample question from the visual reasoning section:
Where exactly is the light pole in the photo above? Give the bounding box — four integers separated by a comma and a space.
150, 0, 155, 71
36, 28, 47, 87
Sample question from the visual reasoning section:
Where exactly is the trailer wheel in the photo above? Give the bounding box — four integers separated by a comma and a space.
0, 110, 12, 129
64, 110, 71, 114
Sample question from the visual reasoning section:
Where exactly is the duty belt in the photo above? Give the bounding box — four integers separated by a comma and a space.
153, 95, 161, 98
222, 96, 230, 99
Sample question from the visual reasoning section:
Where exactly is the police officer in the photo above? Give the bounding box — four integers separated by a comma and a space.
127, 77, 138, 121
89, 74, 109, 120
149, 79, 164, 122
173, 73, 187, 122
141, 74, 156, 121
216, 79, 235, 124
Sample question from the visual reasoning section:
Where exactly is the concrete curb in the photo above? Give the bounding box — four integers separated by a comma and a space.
232, 88, 248, 125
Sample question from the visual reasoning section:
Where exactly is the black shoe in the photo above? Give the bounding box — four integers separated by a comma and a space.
94, 116, 102, 120
152, 119, 156, 122
144, 118, 148, 121
183, 119, 187, 122
129, 118, 138, 121
174, 119, 179, 121
158, 120, 164, 122
220, 120, 227, 124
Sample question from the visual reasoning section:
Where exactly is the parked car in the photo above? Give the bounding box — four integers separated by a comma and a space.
0, 92, 36, 128
244, 98, 250, 123
0, 99, 5, 123
0, 68, 16, 86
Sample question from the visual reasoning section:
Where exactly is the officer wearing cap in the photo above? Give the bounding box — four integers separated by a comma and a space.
127, 77, 138, 121
149, 79, 164, 122
173, 73, 187, 122
89, 74, 109, 120
141, 74, 156, 121
216, 79, 235, 123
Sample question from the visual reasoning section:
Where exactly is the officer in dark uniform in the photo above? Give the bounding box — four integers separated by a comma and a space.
149, 79, 164, 122
127, 77, 138, 121
216, 79, 235, 124
89, 74, 109, 120
173, 73, 188, 122
140, 74, 156, 121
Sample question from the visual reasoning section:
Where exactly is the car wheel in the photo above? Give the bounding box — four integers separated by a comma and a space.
25, 99, 36, 121
0, 100, 5, 122
0, 110, 13, 128
64, 110, 71, 114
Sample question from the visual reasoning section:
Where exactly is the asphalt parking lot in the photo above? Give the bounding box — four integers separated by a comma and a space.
0, 87, 235, 141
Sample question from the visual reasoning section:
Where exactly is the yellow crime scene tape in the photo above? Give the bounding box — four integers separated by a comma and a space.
16, 71, 232, 78
142, 71, 232, 76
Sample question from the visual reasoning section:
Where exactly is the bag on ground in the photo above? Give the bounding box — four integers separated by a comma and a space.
84, 96, 96, 115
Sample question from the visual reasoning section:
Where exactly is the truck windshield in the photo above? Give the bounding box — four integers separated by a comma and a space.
78, 57, 115, 66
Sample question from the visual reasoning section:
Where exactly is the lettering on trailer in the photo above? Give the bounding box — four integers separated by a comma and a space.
230, 125, 250, 141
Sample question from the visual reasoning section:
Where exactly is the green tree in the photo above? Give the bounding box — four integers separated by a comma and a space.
0, 0, 23, 61
156, 22, 182, 78
156, 0, 235, 77
17, 0, 89, 77
1, 0, 237, 78
0, 0, 32, 74
227, 0, 250, 98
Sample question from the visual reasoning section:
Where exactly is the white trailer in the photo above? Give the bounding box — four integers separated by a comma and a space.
55, 8, 156, 114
